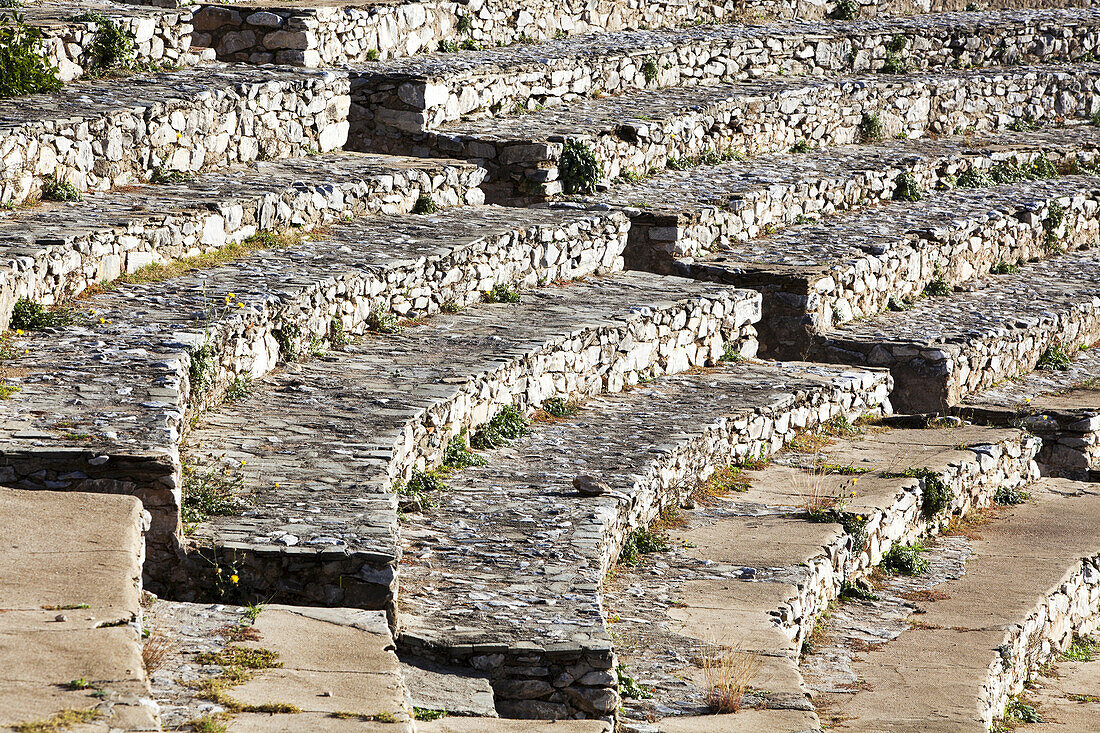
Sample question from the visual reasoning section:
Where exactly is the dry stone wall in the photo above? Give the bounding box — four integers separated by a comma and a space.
0, 65, 351, 206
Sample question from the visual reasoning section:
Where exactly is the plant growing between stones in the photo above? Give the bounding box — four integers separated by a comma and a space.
460, 38, 482, 51
69, 13, 134, 72
1043, 199, 1065, 252
1061, 634, 1099, 661
700, 645, 760, 713
225, 377, 251, 402
558, 139, 601, 194
41, 175, 83, 202
858, 112, 884, 143
483, 283, 521, 303
12, 708, 104, 733
892, 172, 921, 202
412, 193, 437, 214
413, 708, 447, 721
994, 485, 1030, 505
616, 663, 653, 699
437, 39, 459, 53
641, 58, 659, 84
1037, 344, 1072, 370
471, 405, 529, 449
455, 13, 471, 34
10, 299, 76, 330
998, 695, 1043, 727
881, 541, 930, 574
367, 309, 402, 334
181, 463, 246, 526
150, 165, 194, 185
618, 527, 670, 566
790, 139, 812, 153
828, 0, 859, 20
539, 396, 580, 418
442, 428, 487, 469
990, 260, 1020, 274
0, 10, 62, 98
273, 323, 301, 362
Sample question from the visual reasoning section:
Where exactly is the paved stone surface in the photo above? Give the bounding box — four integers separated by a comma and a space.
0, 487, 153, 731
183, 272, 755, 613
399, 361, 890, 719
0, 152, 485, 329
0, 206, 629, 588
813, 478, 1100, 730
1015, 637, 1100, 731
669, 174, 1100, 356
604, 423, 1037, 730
816, 247, 1100, 412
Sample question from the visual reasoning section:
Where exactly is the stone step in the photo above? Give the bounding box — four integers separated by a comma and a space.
144, 600, 415, 731
365, 64, 1100, 204
583, 126, 1100, 272
604, 422, 1039, 730
20, 0, 211, 82
0, 152, 485, 329
0, 486, 154, 731
351, 9, 1100, 141
180, 272, 757, 616
0, 207, 702, 588
958, 345, 1100, 479
666, 175, 1100, 358
0, 63, 350, 206
1002, 631, 1100, 733
805, 476, 1100, 731
397, 360, 893, 721
812, 246, 1100, 413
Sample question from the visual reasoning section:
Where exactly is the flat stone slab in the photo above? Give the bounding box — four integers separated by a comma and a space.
815, 478, 1100, 731
398, 360, 891, 719
183, 270, 755, 611
816, 247, 1100, 413
604, 424, 1038, 728
668, 174, 1100, 355
0, 487, 152, 730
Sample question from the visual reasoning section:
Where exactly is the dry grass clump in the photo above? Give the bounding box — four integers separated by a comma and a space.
700, 646, 761, 713
142, 628, 177, 673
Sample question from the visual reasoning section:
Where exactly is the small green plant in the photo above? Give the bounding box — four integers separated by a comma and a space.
955, 166, 995, 188
881, 542, 930, 575
483, 283, 521, 303
150, 165, 193, 185
641, 59, 659, 84
881, 53, 908, 75
413, 708, 447, 721
273, 323, 301, 361
893, 172, 921, 202
617, 663, 654, 699
437, 39, 459, 52
181, 463, 246, 525
558, 139, 601, 194
858, 112, 884, 143
1037, 344, 1072, 370
994, 486, 1030, 505
1061, 634, 1099, 661
990, 261, 1019, 275
923, 269, 951, 297
225, 376, 251, 402
65, 677, 91, 690
459, 38, 482, 51
1002, 695, 1043, 724
1009, 115, 1041, 132
720, 343, 744, 362
1044, 199, 1065, 252
0, 11, 63, 98
442, 428, 487, 469
327, 317, 351, 346
828, 0, 859, 20
187, 342, 215, 402
367, 309, 402, 334
618, 527, 670, 566
455, 13, 472, 34
541, 396, 579, 418
75, 14, 135, 71
405, 469, 448, 495
10, 299, 75, 330
790, 139, 812, 154
839, 579, 879, 601
365, 48, 379, 62
13, 708, 103, 733
471, 404, 529, 449
912, 468, 952, 517
412, 193, 437, 214
41, 175, 83, 202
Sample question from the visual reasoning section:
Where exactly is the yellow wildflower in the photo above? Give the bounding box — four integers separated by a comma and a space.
230, 574, 239, 584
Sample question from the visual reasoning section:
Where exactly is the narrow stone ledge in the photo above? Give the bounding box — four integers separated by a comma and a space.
21, 0, 211, 82
350, 9, 1100, 138
0, 152, 485, 329
0, 207, 635, 586
398, 361, 892, 720
577, 126, 1100, 270
361, 65, 1100, 203
958, 347, 1100, 478
665, 176, 1100, 357
814, 247, 1100, 413
604, 425, 1039, 728
0, 64, 352, 206
181, 273, 757, 620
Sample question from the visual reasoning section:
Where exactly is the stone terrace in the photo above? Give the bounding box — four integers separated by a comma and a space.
667, 176, 1100, 356
959, 347, 1100, 478
582, 126, 1100, 270
376, 66, 1100, 202
181, 273, 758, 614
350, 9, 1100, 137
19, 0, 209, 81
815, 247, 1100, 412
0, 207, 633, 584
0, 64, 350, 205
0, 151, 485, 328
399, 361, 892, 720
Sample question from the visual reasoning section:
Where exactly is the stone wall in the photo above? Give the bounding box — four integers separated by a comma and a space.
350, 10, 1100, 144
33, 6, 209, 82
369, 69, 1100, 203
0, 157, 485, 330
0, 66, 351, 206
